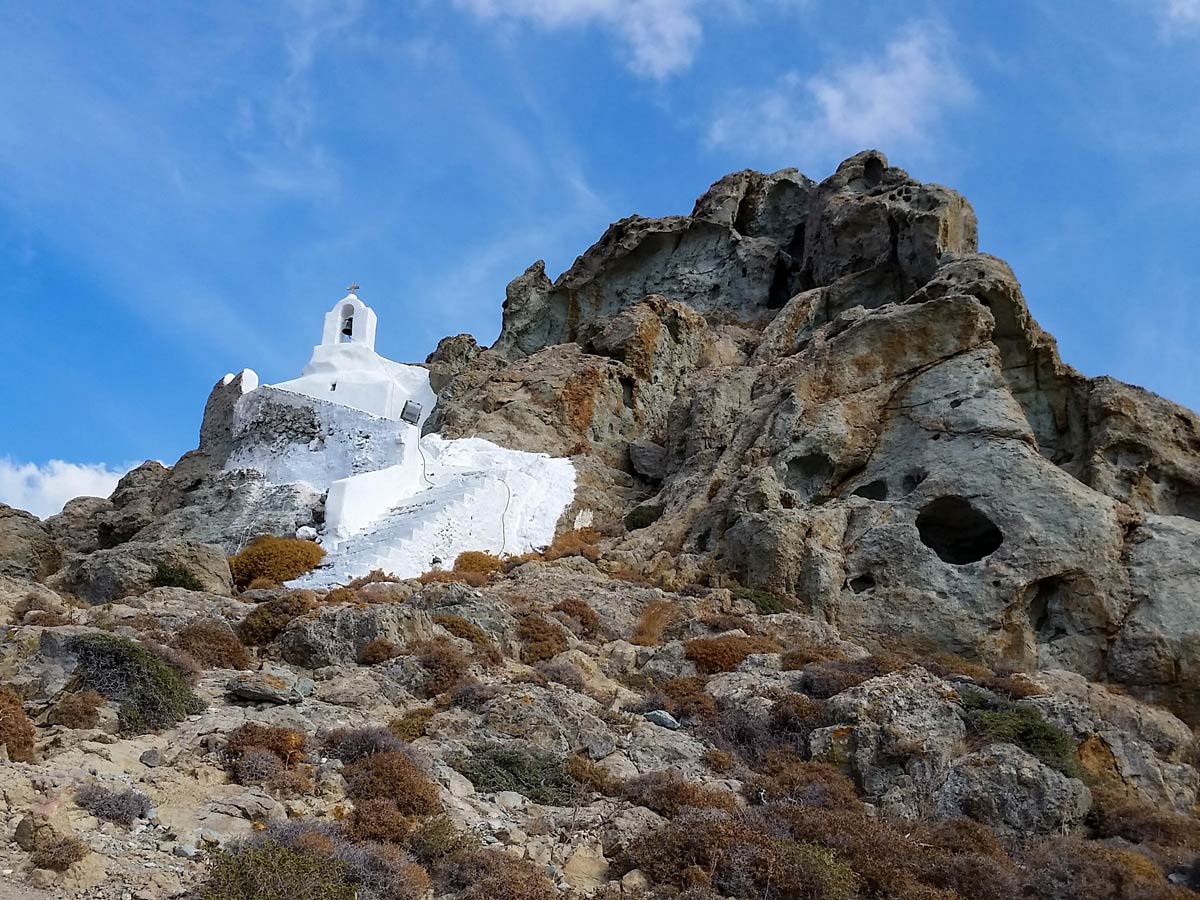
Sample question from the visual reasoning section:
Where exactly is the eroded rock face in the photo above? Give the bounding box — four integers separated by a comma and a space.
424, 150, 1200, 724
47, 538, 232, 604
0, 504, 59, 579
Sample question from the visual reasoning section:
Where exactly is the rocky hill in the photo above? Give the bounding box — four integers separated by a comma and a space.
2, 151, 1199, 899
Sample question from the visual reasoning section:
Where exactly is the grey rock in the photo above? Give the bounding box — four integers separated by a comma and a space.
279, 601, 435, 668
226, 665, 314, 704
0, 503, 59, 579
628, 439, 668, 482
48, 538, 232, 604
44, 496, 112, 560
643, 709, 680, 730
934, 743, 1092, 835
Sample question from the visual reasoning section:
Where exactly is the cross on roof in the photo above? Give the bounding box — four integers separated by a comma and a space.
346, 282, 360, 294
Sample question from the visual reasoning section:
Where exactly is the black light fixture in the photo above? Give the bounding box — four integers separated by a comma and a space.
400, 400, 423, 426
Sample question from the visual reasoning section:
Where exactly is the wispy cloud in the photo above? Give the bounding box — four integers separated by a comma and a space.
1153, 0, 1200, 33
452, 0, 703, 78
0, 459, 133, 519
708, 24, 973, 166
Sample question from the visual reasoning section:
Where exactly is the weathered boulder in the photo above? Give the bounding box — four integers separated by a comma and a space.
44, 496, 111, 560
0, 504, 59, 579
934, 743, 1091, 835
810, 667, 965, 818
278, 602, 435, 668
226, 665, 313, 705
47, 539, 232, 604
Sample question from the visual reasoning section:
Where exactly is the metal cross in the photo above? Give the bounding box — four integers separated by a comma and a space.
346, 282, 360, 293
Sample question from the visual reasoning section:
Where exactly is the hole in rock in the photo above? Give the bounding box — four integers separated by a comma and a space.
863, 155, 885, 187
767, 255, 794, 309
901, 470, 927, 494
851, 479, 888, 501
950, 399, 964, 409
784, 452, 836, 503
619, 375, 635, 410
916, 496, 1003, 564
848, 574, 876, 593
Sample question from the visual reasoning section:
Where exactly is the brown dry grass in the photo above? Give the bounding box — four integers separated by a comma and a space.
0, 685, 35, 762
684, 634, 781, 674
631, 600, 678, 646
229, 536, 325, 590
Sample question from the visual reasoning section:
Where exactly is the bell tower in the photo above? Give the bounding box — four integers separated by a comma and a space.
320, 284, 378, 352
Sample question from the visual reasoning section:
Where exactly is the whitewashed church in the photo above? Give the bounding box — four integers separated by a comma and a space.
216, 287, 575, 586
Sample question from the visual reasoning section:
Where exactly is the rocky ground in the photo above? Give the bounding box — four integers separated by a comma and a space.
1, 539, 1199, 899
4, 150, 1200, 898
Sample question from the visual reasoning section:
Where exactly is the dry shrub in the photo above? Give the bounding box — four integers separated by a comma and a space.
227, 723, 310, 771
551, 597, 600, 637
684, 635, 781, 674
631, 600, 678, 646
543, 527, 601, 563
1092, 789, 1200, 868
745, 759, 860, 809
323, 725, 409, 764
780, 637, 847, 670
345, 569, 401, 589
797, 653, 907, 699
702, 695, 826, 771
0, 685, 35, 762
565, 754, 622, 796
432, 614, 502, 664
411, 639, 471, 695
229, 536, 325, 590
346, 797, 418, 844
30, 834, 89, 872
10, 592, 70, 626
453, 748, 576, 804
638, 676, 716, 723
198, 836, 356, 900
246, 576, 278, 590
703, 748, 737, 773
624, 807, 857, 900
389, 708, 434, 742
536, 659, 585, 692
1021, 835, 1189, 900
174, 619, 252, 669
449, 678, 502, 709
437, 845, 558, 900
417, 568, 488, 588
453, 551, 504, 577
54, 690, 105, 729
518, 613, 568, 664
323, 586, 357, 604
75, 784, 153, 825
358, 638, 400, 665
344, 751, 441, 815
237, 593, 315, 646
622, 771, 738, 818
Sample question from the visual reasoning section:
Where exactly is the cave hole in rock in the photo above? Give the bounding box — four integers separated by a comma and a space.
916, 496, 1003, 564
619, 375, 635, 410
1026, 577, 1072, 643
784, 452, 836, 503
851, 479, 889, 501
863, 155, 885, 187
848, 573, 876, 593
767, 255, 795, 309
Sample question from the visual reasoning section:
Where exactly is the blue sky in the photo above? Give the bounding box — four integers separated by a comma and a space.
2, 0, 1198, 516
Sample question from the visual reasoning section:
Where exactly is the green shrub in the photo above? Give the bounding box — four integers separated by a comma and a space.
198, 841, 355, 900
65, 634, 203, 734
963, 698, 1079, 776
229, 537, 325, 590
453, 748, 576, 805
150, 561, 204, 591
733, 584, 790, 615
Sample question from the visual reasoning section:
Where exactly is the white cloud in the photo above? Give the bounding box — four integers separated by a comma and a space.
1155, 0, 1200, 32
0, 459, 133, 520
708, 24, 973, 164
452, 0, 703, 78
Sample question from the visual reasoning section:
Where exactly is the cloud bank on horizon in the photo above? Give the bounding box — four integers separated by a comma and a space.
0, 460, 132, 520
1, 1, 1198, 517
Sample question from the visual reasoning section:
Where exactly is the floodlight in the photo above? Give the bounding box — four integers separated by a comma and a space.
400, 400, 423, 426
